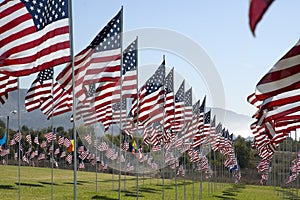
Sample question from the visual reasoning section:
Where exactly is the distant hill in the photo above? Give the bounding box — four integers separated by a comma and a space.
0, 89, 253, 137
0, 89, 72, 130
210, 107, 253, 137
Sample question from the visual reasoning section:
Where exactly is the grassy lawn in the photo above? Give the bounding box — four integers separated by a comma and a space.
0, 165, 288, 199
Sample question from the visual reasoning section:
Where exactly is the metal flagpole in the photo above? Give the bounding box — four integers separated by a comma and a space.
51, 127, 55, 200
111, 126, 115, 190
6, 115, 9, 165
95, 137, 98, 193
161, 55, 166, 200
17, 77, 21, 200
118, 7, 124, 200
296, 130, 298, 199
134, 36, 140, 200
290, 132, 293, 199
273, 149, 276, 193
199, 147, 202, 200
67, 0, 77, 198
50, 69, 55, 200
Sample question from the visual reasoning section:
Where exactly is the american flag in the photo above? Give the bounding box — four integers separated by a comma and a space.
44, 132, 54, 143
84, 134, 92, 145
164, 68, 175, 131
0, 0, 70, 76
121, 38, 138, 99
75, 83, 98, 125
172, 81, 185, 132
54, 147, 60, 155
66, 154, 72, 164
131, 60, 165, 125
13, 132, 21, 142
255, 39, 300, 101
64, 138, 71, 148
25, 68, 53, 112
182, 100, 200, 143
38, 152, 45, 160
33, 135, 39, 145
249, 0, 274, 35
56, 9, 122, 101
111, 99, 127, 124
192, 97, 206, 147
40, 82, 72, 118
121, 140, 129, 151
0, 73, 18, 105
60, 151, 66, 158
184, 87, 193, 122
197, 110, 211, 147
58, 136, 64, 146
25, 134, 32, 144
88, 38, 138, 127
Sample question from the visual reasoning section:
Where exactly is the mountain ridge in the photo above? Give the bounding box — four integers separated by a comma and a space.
0, 89, 253, 137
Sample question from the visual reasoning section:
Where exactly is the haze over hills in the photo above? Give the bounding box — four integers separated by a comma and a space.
0, 89, 253, 137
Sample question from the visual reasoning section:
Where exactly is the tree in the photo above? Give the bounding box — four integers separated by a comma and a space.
234, 135, 251, 169
0, 119, 6, 129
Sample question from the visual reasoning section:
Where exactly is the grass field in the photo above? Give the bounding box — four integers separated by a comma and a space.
0, 165, 293, 199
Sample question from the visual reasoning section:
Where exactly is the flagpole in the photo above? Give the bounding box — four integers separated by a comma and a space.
135, 36, 140, 200
50, 69, 55, 200
118, 6, 124, 200
17, 77, 21, 200
51, 127, 55, 200
296, 130, 298, 199
67, 0, 77, 199
289, 132, 293, 198
162, 55, 166, 200
95, 137, 98, 193
6, 115, 9, 165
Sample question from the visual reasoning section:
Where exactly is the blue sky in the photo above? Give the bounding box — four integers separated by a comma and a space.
20, 0, 300, 118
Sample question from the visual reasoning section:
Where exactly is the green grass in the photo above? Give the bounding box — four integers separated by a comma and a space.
0, 165, 288, 199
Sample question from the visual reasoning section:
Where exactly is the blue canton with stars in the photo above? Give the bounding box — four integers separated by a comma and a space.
145, 61, 165, 96
89, 10, 122, 51
175, 81, 185, 103
113, 99, 126, 111
37, 68, 53, 84
184, 88, 192, 106
164, 68, 173, 94
192, 100, 200, 115
204, 110, 211, 124
122, 39, 137, 75
21, 0, 68, 31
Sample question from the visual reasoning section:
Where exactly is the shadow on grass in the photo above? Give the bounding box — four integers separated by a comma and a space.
214, 184, 245, 200
62, 182, 83, 185
91, 195, 118, 200
97, 178, 136, 183
15, 182, 44, 187
138, 187, 160, 194
38, 181, 59, 186
0, 185, 15, 190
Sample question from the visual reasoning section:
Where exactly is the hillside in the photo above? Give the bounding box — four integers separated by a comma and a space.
0, 89, 253, 137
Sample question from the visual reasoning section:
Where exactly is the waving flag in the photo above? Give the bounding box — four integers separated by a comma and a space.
172, 81, 185, 132
255, 39, 300, 101
0, 0, 70, 76
132, 60, 165, 125
0, 73, 18, 105
57, 9, 122, 101
25, 68, 53, 112
249, 0, 274, 35
164, 68, 175, 131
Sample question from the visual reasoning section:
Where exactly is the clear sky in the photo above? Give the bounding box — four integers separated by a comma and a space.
19, 0, 300, 118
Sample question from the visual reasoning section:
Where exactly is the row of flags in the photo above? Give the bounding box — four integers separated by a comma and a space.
248, 0, 300, 184
0, 1, 240, 180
